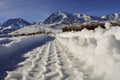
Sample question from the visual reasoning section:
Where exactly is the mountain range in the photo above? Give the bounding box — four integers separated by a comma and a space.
0, 11, 120, 34
44, 11, 104, 24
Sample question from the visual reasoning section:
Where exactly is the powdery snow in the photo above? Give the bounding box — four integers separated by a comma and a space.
56, 26, 120, 80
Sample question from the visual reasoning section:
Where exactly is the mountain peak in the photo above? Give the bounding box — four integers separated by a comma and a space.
43, 11, 105, 24
53, 11, 68, 14
101, 13, 120, 21
43, 11, 71, 24
2, 18, 31, 27
1, 18, 31, 34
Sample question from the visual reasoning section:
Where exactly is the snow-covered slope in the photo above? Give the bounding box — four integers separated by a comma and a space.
10, 24, 62, 35
43, 11, 83, 24
43, 11, 104, 24
9, 25, 44, 35
74, 13, 104, 22
101, 13, 120, 21
0, 18, 31, 34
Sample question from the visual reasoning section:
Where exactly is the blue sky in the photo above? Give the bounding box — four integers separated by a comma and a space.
0, 0, 120, 23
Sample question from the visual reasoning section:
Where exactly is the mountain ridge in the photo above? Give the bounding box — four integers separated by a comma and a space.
43, 11, 120, 24
0, 11, 120, 34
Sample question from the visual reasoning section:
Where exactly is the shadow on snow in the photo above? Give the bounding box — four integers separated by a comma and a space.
0, 36, 55, 80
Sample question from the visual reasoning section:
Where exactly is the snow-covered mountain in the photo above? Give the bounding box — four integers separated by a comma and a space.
43, 11, 83, 24
43, 11, 104, 24
101, 13, 120, 21
74, 13, 104, 22
0, 18, 31, 34
0, 12, 120, 34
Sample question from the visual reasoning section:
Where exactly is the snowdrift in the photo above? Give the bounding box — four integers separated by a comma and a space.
56, 26, 120, 80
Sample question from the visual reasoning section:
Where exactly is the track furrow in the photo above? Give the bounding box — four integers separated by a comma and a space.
43, 42, 64, 80
54, 40, 84, 80
5, 38, 91, 80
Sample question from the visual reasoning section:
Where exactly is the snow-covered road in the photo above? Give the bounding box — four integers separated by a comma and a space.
2, 26, 120, 80
5, 39, 87, 80
0, 34, 55, 80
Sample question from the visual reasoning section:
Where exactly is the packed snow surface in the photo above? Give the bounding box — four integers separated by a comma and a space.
0, 34, 54, 80
1, 25, 120, 80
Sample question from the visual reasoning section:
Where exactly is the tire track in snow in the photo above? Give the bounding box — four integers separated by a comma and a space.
5, 38, 92, 80
5, 42, 50, 80
5, 41, 65, 80
54, 40, 83, 80
25, 42, 50, 80
55, 39, 93, 80
43, 42, 64, 80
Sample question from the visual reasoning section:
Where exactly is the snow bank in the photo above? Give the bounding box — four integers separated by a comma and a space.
56, 26, 120, 80
105, 22, 112, 29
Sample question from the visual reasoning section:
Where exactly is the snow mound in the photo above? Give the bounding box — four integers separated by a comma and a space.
105, 22, 112, 29
56, 26, 120, 80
